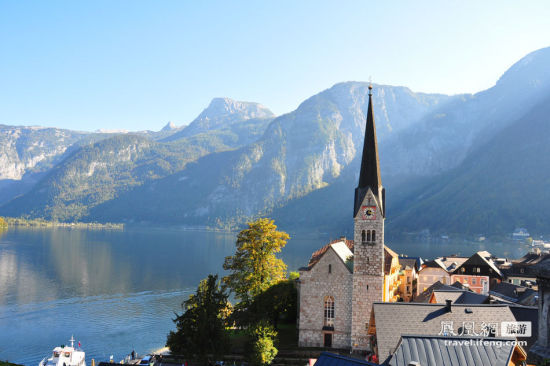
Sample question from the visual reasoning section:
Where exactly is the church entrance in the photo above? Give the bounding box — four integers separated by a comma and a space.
324, 333, 333, 348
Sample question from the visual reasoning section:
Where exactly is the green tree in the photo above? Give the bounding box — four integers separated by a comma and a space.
223, 218, 290, 304
166, 274, 230, 364
248, 321, 278, 366
236, 278, 297, 329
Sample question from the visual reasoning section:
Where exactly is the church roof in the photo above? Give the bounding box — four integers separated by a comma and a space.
302, 239, 399, 275
302, 238, 354, 271
358, 86, 382, 195
354, 85, 384, 218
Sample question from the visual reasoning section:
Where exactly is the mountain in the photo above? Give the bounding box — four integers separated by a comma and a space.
163, 97, 275, 142
272, 47, 550, 236
0, 99, 278, 221
388, 92, 550, 235
382, 47, 550, 182
85, 82, 452, 226
3, 48, 550, 236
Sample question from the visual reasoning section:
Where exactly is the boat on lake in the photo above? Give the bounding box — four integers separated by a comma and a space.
39, 336, 85, 366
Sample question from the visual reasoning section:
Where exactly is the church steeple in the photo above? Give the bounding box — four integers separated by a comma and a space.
354, 85, 385, 218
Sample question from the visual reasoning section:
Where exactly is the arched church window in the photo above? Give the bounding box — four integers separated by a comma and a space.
361, 230, 366, 244
372, 230, 376, 241
367, 230, 371, 242
324, 296, 335, 327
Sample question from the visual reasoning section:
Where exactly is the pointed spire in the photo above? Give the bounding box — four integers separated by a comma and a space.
354, 84, 384, 217
358, 85, 382, 190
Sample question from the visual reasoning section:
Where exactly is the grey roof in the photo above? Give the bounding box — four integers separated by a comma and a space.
432, 290, 489, 305
413, 281, 466, 303
399, 257, 419, 271
388, 335, 518, 366
489, 282, 537, 305
508, 305, 539, 351
314, 352, 378, 366
372, 303, 518, 364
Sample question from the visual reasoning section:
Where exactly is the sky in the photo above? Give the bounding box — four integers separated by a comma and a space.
1, 1, 549, 132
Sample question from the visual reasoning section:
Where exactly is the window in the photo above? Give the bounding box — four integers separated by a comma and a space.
367, 230, 371, 242
372, 230, 376, 241
472, 278, 476, 285
324, 296, 335, 327
361, 230, 366, 243
328, 264, 332, 274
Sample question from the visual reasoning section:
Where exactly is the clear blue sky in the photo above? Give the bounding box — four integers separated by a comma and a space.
1, 1, 549, 132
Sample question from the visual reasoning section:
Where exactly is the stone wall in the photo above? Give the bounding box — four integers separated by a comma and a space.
298, 247, 353, 348
351, 189, 384, 350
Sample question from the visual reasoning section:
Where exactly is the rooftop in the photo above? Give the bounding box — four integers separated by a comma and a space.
371, 302, 518, 363
314, 352, 378, 366
388, 335, 524, 366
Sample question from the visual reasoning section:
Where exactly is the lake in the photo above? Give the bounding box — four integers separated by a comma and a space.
0, 226, 531, 365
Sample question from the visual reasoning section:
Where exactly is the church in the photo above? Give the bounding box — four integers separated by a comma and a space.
297, 85, 400, 351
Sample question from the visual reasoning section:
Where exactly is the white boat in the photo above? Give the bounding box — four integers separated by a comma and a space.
39, 336, 85, 366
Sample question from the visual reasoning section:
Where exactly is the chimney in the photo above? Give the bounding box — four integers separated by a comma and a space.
408, 362, 421, 366
445, 299, 452, 312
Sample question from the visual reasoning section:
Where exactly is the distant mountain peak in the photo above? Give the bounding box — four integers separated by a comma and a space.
198, 97, 275, 122
161, 121, 178, 131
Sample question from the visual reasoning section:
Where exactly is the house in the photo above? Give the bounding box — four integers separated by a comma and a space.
417, 260, 452, 295
489, 282, 538, 306
387, 335, 527, 366
367, 302, 520, 364
416, 255, 471, 295
450, 273, 490, 294
398, 257, 420, 301
502, 249, 550, 288
453, 251, 503, 285
383, 246, 402, 302
413, 281, 467, 303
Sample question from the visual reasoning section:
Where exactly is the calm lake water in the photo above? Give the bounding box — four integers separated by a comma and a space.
0, 226, 531, 365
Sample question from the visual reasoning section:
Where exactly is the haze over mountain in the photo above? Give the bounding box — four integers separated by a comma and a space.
1, 47, 550, 236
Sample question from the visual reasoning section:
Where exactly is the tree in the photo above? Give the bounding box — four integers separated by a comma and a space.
223, 218, 290, 304
166, 274, 230, 364
248, 320, 278, 366
235, 278, 297, 329
0, 217, 7, 228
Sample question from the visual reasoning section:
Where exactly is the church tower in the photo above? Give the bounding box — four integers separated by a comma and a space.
351, 85, 385, 351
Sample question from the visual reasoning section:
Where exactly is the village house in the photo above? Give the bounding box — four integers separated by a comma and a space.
397, 257, 420, 302
502, 248, 550, 288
